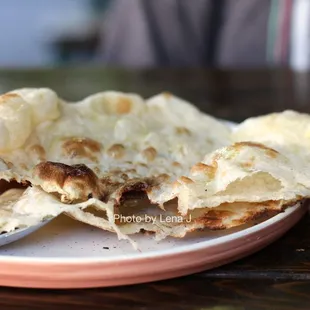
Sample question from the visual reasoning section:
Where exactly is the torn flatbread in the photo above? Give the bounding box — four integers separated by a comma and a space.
0, 89, 307, 242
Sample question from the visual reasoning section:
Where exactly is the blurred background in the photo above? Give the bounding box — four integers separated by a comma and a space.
0, 0, 309, 70
1, 0, 310, 121
0, 0, 108, 67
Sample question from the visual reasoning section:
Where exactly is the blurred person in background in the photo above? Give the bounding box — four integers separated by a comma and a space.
100, 0, 307, 70
1, 0, 307, 70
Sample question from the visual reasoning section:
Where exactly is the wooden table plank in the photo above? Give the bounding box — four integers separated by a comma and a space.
0, 68, 308, 122
204, 214, 310, 280
0, 278, 310, 310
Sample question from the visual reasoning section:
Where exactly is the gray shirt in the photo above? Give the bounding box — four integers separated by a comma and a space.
100, 0, 271, 68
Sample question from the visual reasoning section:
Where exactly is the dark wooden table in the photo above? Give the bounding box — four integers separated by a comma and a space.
1, 68, 310, 310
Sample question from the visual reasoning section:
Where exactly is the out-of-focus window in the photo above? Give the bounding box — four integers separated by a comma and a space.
0, 0, 107, 67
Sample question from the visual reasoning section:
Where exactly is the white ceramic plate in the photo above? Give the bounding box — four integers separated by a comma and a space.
0, 201, 306, 289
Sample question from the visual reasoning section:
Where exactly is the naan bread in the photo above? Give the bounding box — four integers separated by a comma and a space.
148, 141, 310, 215
71, 197, 296, 241
0, 89, 307, 243
0, 186, 71, 233
232, 110, 310, 182
9, 186, 291, 243
0, 89, 233, 236
232, 110, 310, 158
